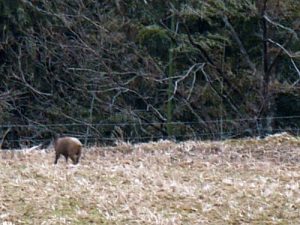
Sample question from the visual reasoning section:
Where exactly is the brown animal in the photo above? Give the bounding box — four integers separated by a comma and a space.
54, 137, 82, 164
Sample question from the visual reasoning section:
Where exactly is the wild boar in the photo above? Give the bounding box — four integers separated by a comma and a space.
54, 137, 82, 164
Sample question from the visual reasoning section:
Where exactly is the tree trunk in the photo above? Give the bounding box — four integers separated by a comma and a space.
167, 11, 176, 138
260, 0, 273, 135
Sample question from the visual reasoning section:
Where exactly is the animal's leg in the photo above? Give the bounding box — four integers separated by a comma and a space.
64, 155, 69, 162
54, 153, 60, 164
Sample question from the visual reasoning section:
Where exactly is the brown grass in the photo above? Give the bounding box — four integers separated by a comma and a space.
1, 133, 300, 224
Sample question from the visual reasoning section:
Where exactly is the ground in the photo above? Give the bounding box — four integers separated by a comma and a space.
1, 133, 300, 224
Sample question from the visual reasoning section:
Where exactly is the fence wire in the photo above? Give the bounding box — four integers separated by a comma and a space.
0, 115, 299, 149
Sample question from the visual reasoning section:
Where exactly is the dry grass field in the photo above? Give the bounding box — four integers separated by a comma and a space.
1, 133, 300, 224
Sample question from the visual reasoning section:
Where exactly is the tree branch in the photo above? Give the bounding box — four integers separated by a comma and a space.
222, 15, 256, 73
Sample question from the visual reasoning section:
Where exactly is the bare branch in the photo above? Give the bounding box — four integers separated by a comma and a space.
187, 71, 197, 101
267, 33, 294, 74
264, 15, 298, 39
169, 63, 204, 101
267, 38, 298, 58
0, 128, 11, 149
14, 46, 52, 96
291, 59, 300, 87
222, 16, 256, 73
200, 65, 241, 116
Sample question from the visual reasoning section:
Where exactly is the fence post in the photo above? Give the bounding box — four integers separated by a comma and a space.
85, 91, 95, 146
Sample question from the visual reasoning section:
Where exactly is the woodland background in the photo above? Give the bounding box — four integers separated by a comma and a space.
0, 0, 300, 148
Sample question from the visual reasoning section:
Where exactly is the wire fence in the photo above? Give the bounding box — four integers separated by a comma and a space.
1, 115, 300, 149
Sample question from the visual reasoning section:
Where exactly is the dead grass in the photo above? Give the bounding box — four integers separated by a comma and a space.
1, 133, 300, 224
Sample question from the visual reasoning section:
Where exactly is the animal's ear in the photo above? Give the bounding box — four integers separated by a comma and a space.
52, 135, 57, 146
52, 132, 62, 147
53, 132, 60, 140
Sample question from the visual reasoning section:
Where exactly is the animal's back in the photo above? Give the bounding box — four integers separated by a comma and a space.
56, 137, 81, 149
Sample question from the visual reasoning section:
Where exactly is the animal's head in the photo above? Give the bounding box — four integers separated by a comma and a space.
73, 153, 80, 164
72, 146, 82, 164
